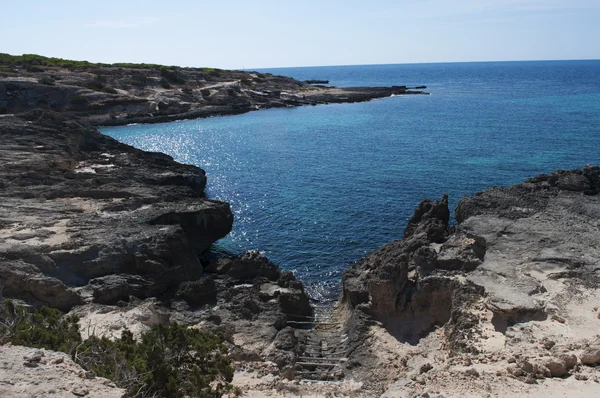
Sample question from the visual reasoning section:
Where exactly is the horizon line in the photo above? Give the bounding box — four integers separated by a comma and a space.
247, 58, 600, 71
3, 52, 599, 71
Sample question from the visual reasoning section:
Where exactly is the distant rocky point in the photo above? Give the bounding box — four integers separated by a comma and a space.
304, 79, 329, 84
0, 53, 428, 127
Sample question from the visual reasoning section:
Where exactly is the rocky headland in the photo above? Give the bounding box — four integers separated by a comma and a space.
0, 54, 427, 127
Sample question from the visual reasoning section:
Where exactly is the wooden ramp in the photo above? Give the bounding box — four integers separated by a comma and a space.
286, 302, 348, 381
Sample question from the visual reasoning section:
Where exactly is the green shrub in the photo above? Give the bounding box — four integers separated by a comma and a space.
161, 69, 185, 84
26, 65, 45, 72
77, 323, 234, 397
0, 300, 81, 351
159, 78, 172, 89
130, 73, 148, 87
0, 301, 235, 398
38, 76, 55, 85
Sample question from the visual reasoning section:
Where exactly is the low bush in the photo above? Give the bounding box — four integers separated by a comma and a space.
159, 78, 172, 89
0, 300, 235, 397
0, 53, 226, 73
26, 65, 45, 72
161, 69, 186, 84
130, 73, 148, 87
0, 300, 80, 351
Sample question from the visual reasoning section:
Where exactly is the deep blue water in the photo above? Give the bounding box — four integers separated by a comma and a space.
101, 60, 600, 300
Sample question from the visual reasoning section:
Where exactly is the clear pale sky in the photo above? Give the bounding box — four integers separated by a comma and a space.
2, 0, 599, 69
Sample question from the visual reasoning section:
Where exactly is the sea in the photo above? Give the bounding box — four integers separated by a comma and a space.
101, 60, 600, 301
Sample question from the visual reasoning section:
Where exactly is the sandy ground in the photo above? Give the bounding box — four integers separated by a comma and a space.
231, 286, 600, 397
0, 345, 125, 398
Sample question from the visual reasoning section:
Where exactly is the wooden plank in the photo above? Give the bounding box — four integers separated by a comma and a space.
283, 314, 315, 319
287, 321, 339, 325
296, 361, 340, 367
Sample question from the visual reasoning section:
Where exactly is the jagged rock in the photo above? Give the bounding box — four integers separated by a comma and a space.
340, 194, 494, 346
176, 277, 217, 306
556, 172, 590, 191
89, 274, 154, 304
444, 283, 486, 353
403, 194, 450, 243
278, 288, 312, 318
278, 271, 303, 289
0, 259, 83, 311
205, 258, 233, 275
455, 166, 600, 222
227, 251, 280, 281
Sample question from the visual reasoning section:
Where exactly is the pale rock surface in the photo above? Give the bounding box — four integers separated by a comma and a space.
0, 345, 125, 398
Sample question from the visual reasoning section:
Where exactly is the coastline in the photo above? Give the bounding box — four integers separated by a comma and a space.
0, 59, 427, 127
2, 57, 600, 397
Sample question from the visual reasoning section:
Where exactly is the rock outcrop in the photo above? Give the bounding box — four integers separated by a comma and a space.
0, 110, 312, 377
340, 166, 600, 396
0, 112, 232, 310
342, 194, 487, 344
0, 345, 126, 398
0, 58, 428, 127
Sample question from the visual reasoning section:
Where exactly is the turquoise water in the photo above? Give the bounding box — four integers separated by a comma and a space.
102, 60, 600, 300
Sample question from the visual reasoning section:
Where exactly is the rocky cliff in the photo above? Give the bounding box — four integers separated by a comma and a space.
0, 111, 233, 310
339, 166, 600, 396
0, 55, 427, 126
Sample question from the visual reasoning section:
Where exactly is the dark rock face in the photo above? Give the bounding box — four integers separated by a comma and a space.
342, 194, 486, 344
171, 251, 312, 370
226, 250, 281, 281
0, 113, 233, 310
176, 277, 217, 306
188, 251, 312, 323
403, 194, 450, 242
455, 166, 600, 223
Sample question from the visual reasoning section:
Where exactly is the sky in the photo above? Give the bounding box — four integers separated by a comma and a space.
1, 0, 599, 69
